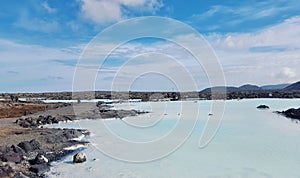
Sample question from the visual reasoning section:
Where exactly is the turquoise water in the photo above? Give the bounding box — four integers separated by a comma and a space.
47, 99, 300, 178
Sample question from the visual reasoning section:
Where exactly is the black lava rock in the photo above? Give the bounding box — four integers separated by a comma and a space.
1, 152, 22, 163
17, 139, 40, 153
11, 145, 25, 155
33, 154, 49, 165
278, 108, 300, 120
73, 152, 86, 163
29, 164, 50, 174
257, 105, 270, 109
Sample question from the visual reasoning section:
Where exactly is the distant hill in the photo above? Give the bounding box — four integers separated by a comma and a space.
201, 86, 239, 93
200, 83, 295, 93
261, 84, 290, 90
284, 81, 300, 91
201, 85, 261, 93
238, 84, 261, 91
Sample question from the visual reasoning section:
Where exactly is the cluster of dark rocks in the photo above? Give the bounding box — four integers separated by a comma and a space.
276, 108, 300, 121
16, 115, 75, 128
255, 105, 300, 122
0, 129, 89, 177
15, 103, 149, 129
0, 102, 148, 177
97, 101, 149, 119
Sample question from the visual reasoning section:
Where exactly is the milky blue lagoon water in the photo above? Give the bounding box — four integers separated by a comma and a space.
47, 99, 300, 178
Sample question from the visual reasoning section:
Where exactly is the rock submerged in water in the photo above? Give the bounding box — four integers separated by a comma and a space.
257, 105, 270, 109
73, 152, 86, 163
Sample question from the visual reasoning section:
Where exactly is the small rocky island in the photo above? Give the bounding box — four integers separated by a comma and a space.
276, 108, 300, 121
257, 105, 270, 109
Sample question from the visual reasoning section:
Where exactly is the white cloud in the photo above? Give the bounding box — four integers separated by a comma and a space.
192, 5, 233, 20
207, 16, 300, 51
272, 67, 297, 81
117, 0, 145, 6
204, 16, 300, 86
80, 0, 163, 25
42, 1, 56, 13
81, 0, 122, 25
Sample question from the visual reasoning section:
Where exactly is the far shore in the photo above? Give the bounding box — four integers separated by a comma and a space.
1, 90, 300, 102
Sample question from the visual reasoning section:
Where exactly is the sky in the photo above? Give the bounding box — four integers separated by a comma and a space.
1, 0, 300, 92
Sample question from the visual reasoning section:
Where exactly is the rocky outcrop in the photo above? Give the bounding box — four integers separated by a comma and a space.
73, 152, 86, 163
33, 154, 48, 165
0, 129, 89, 177
276, 108, 300, 120
97, 101, 148, 119
29, 164, 50, 175
16, 115, 75, 128
6, 102, 147, 176
257, 105, 270, 109
18, 139, 40, 153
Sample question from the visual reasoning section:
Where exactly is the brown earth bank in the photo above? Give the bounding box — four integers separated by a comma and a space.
0, 101, 70, 119
0, 100, 147, 177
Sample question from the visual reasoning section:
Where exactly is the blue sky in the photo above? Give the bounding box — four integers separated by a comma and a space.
1, 0, 300, 92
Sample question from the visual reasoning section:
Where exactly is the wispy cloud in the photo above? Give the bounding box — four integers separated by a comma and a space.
52, 59, 78, 67
0, 39, 82, 64
42, 1, 56, 13
80, 0, 163, 25
0, 39, 81, 92
14, 13, 60, 33
7, 71, 19, 75
40, 75, 64, 81
190, 0, 300, 31
249, 46, 287, 53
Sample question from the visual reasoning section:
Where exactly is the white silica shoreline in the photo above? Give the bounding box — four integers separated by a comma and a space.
46, 99, 300, 178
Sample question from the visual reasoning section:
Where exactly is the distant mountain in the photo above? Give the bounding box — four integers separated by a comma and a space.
238, 84, 261, 91
261, 84, 290, 90
284, 81, 300, 91
201, 85, 261, 93
201, 86, 239, 93
200, 83, 293, 93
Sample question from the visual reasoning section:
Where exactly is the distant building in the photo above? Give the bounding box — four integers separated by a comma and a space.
269, 93, 273, 97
